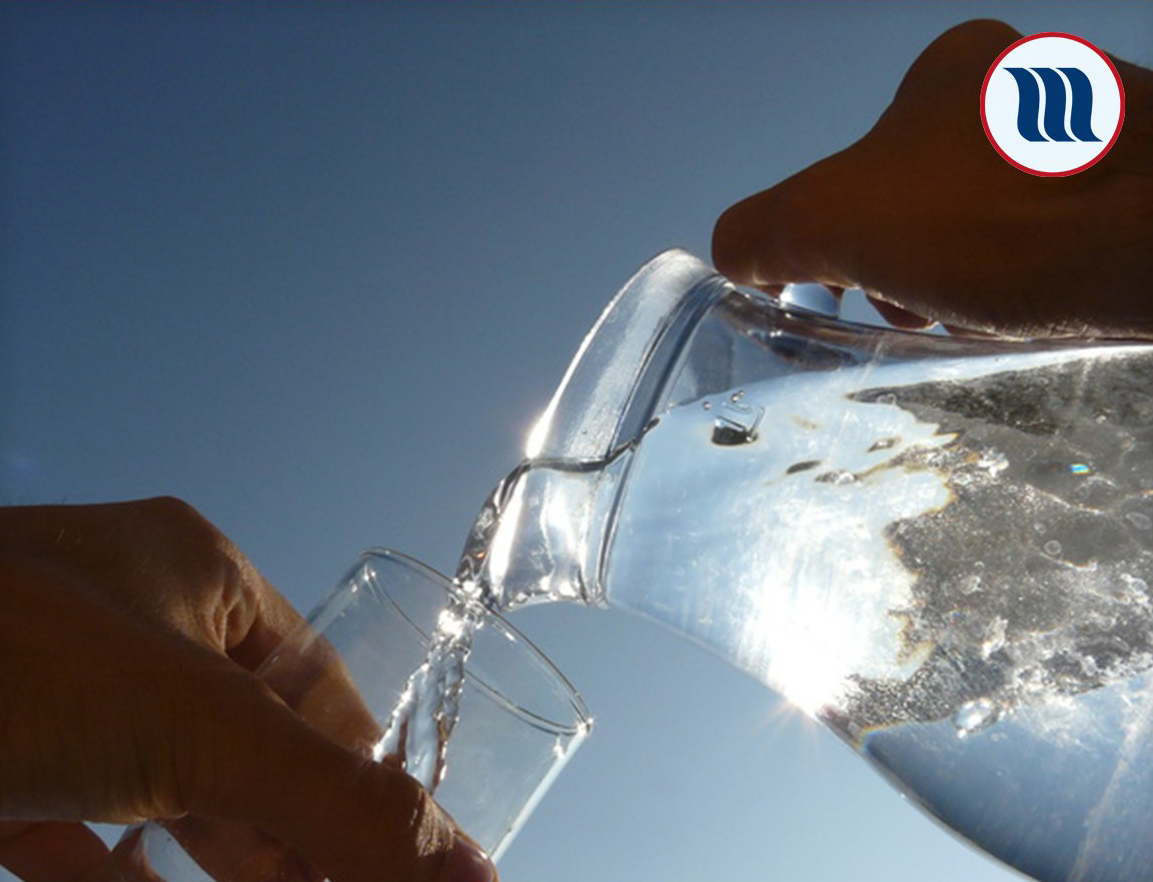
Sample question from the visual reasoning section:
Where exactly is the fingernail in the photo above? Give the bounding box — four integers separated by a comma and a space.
439, 832, 497, 882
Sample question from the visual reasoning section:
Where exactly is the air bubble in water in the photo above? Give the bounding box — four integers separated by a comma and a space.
730, 390, 745, 403
877, 393, 897, 406
981, 617, 1007, 658
953, 698, 1000, 738
1033, 522, 1048, 535
1118, 573, 1149, 601
960, 573, 983, 595
701, 400, 712, 411
816, 469, 858, 485
1044, 540, 1063, 556
1125, 512, 1152, 531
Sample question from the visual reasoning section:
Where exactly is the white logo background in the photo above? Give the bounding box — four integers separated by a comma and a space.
982, 34, 1124, 176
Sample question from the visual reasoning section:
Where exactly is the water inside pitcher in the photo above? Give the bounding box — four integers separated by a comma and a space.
458, 249, 1153, 882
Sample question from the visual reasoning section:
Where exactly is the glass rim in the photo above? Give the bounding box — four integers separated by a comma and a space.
359, 548, 591, 738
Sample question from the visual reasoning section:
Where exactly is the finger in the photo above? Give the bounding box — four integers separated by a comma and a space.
256, 626, 384, 758
222, 564, 310, 671
161, 817, 321, 882
0, 821, 108, 882
712, 149, 865, 292
943, 324, 1001, 338
710, 20, 1038, 333
185, 671, 496, 882
866, 293, 937, 330
106, 826, 164, 882
208, 546, 382, 756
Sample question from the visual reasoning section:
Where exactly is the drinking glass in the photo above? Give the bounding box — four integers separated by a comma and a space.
123, 549, 591, 880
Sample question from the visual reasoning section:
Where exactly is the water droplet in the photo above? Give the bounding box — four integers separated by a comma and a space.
729, 390, 745, 403
1126, 512, 1152, 531
1044, 540, 1063, 556
953, 698, 1000, 737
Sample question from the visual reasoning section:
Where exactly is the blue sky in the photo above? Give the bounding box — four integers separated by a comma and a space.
3, 3, 1151, 881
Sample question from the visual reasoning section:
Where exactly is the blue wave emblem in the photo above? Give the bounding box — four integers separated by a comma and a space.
1003, 66, 1101, 143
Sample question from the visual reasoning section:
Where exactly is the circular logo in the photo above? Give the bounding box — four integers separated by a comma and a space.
981, 32, 1125, 176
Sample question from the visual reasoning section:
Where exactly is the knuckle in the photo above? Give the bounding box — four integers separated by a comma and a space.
920, 19, 1021, 68
896, 20, 1022, 106
133, 497, 260, 647
139, 495, 211, 533
136, 496, 230, 574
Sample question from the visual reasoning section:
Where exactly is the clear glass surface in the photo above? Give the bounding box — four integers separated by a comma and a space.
461, 249, 1153, 882
123, 550, 590, 879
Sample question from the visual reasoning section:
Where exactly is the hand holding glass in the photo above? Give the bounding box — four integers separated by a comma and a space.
124, 550, 590, 880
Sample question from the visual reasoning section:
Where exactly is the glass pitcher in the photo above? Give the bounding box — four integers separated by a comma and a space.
458, 249, 1153, 882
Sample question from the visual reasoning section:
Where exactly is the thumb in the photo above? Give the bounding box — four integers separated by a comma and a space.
710, 19, 1022, 294
184, 671, 496, 882
711, 148, 866, 293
